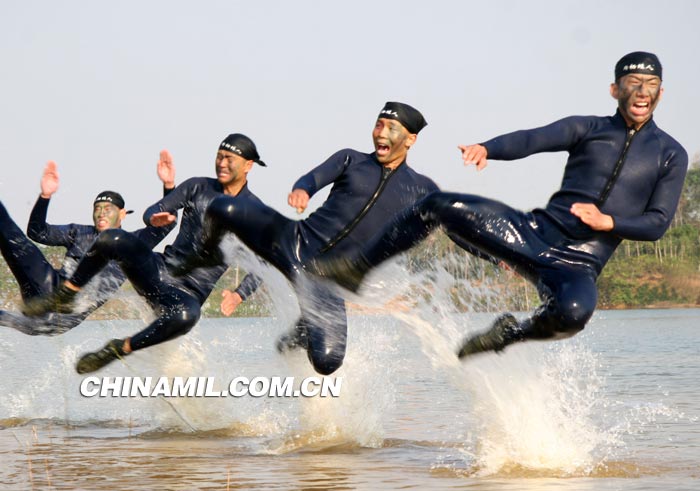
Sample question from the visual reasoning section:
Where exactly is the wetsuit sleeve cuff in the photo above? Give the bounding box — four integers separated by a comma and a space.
234, 273, 262, 300
291, 176, 317, 197
480, 140, 497, 156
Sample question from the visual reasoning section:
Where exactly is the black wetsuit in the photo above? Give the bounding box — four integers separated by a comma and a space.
67, 177, 261, 350
0, 194, 174, 335
356, 112, 688, 341
203, 149, 439, 374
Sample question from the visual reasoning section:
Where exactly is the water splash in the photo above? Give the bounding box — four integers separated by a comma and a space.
0, 237, 692, 476
351, 255, 664, 477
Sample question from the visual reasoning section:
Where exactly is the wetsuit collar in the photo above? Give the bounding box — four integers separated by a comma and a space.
219, 180, 250, 197
370, 151, 407, 171
613, 109, 655, 132
237, 182, 251, 197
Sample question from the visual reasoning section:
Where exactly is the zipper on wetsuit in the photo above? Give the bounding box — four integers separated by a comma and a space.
319, 165, 397, 254
596, 124, 643, 206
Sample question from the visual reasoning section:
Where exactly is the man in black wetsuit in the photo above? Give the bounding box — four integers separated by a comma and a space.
0, 159, 176, 335
185, 102, 438, 375
24, 135, 264, 373
315, 52, 688, 358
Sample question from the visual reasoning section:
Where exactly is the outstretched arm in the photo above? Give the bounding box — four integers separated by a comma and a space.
288, 149, 353, 213
28, 161, 80, 246
480, 116, 592, 161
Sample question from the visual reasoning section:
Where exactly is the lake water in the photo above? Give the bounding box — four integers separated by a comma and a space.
1, 308, 699, 490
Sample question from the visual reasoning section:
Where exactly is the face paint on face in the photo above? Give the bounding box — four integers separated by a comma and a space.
614, 74, 662, 129
215, 150, 252, 191
93, 202, 122, 232
372, 118, 414, 167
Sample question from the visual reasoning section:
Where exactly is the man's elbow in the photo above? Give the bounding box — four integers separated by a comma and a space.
26, 226, 43, 241
645, 218, 672, 241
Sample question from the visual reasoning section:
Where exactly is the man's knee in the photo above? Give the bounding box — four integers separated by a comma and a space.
94, 228, 130, 251
208, 196, 237, 223
419, 192, 493, 228
307, 349, 344, 376
304, 320, 347, 375
417, 192, 465, 217
553, 294, 596, 337
524, 292, 596, 341
167, 299, 201, 336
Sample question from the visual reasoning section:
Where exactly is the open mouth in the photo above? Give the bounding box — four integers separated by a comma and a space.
630, 101, 650, 117
376, 144, 390, 157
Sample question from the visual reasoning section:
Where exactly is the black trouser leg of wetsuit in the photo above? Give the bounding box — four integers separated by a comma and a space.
70, 229, 201, 351
128, 288, 202, 351
0, 201, 60, 299
206, 195, 348, 375
0, 202, 87, 333
521, 267, 597, 341
294, 277, 348, 375
362, 192, 599, 341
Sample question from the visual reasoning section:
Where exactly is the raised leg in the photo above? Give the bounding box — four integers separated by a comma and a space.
0, 201, 60, 299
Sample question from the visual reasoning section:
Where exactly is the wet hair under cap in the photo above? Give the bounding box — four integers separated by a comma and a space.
94, 191, 133, 214
377, 102, 427, 134
615, 51, 662, 81
219, 133, 266, 166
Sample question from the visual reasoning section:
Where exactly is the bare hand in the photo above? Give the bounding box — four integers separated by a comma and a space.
288, 189, 310, 214
157, 149, 176, 189
570, 203, 614, 231
40, 161, 59, 198
220, 290, 243, 316
149, 211, 177, 227
458, 144, 488, 171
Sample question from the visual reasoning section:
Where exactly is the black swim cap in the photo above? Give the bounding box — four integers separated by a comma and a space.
615, 51, 662, 81
377, 102, 427, 134
219, 133, 266, 167
94, 191, 133, 214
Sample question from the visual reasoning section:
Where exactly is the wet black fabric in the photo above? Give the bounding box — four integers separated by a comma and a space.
68, 179, 262, 351
357, 112, 687, 341
292, 149, 439, 258
0, 196, 173, 334
203, 149, 438, 374
362, 193, 599, 339
144, 177, 261, 302
482, 112, 687, 249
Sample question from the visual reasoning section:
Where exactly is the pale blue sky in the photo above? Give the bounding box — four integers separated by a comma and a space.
1, 0, 698, 231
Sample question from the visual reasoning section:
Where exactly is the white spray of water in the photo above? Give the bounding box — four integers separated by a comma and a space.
353, 255, 627, 476
0, 235, 684, 469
